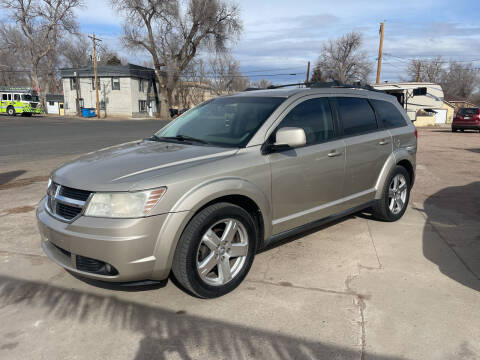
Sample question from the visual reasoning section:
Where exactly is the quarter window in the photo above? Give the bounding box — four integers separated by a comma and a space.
336, 97, 377, 136
370, 99, 407, 128
112, 77, 120, 90
276, 98, 335, 145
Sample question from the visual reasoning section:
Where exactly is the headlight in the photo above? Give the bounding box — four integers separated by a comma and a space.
84, 188, 166, 218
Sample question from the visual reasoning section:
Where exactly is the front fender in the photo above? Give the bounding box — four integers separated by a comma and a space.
374, 149, 416, 199
150, 177, 271, 280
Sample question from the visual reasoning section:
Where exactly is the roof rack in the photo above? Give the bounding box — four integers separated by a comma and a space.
244, 81, 384, 93
308, 81, 383, 92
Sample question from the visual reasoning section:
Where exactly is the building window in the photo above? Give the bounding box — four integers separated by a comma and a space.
139, 100, 147, 113
70, 77, 77, 90
91, 77, 100, 90
49, 101, 55, 106
112, 77, 120, 90
139, 79, 144, 92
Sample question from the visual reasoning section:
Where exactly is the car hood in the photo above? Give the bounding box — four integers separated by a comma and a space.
52, 139, 238, 191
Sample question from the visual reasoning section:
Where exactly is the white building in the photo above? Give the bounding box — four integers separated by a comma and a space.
60, 64, 161, 118
46, 94, 64, 115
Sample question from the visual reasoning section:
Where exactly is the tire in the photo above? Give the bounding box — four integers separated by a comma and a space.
6, 106, 15, 116
371, 166, 411, 222
172, 202, 257, 298
452, 127, 457, 132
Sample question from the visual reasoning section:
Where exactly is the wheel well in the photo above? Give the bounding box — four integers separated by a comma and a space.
397, 160, 414, 186
198, 195, 264, 245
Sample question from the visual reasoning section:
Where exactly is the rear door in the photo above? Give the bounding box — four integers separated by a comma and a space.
333, 97, 392, 206
268, 96, 346, 234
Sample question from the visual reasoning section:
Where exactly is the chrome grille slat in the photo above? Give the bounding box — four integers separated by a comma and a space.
46, 183, 92, 222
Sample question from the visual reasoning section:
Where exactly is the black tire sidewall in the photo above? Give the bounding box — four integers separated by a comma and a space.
179, 204, 257, 298
382, 166, 411, 221
7, 107, 15, 116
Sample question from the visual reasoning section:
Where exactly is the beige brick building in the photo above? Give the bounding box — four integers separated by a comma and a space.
61, 64, 161, 118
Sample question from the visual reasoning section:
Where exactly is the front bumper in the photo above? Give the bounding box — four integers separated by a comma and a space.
37, 196, 170, 282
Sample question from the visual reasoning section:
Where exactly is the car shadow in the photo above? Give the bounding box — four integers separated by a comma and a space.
0, 274, 403, 360
422, 182, 480, 291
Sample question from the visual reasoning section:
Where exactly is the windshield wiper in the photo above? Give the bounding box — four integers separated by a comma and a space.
161, 135, 209, 145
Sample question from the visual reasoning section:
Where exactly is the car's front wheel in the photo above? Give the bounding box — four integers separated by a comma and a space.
372, 166, 411, 222
172, 202, 257, 298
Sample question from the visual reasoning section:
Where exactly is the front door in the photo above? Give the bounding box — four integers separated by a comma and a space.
268, 97, 346, 235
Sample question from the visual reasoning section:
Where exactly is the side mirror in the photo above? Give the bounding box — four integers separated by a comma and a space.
262, 127, 306, 154
275, 127, 307, 148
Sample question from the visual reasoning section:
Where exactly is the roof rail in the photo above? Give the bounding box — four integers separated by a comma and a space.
309, 81, 381, 92
267, 83, 306, 89
243, 81, 384, 93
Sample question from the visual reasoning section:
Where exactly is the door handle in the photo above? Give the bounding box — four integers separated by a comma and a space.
327, 150, 342, 157
378, 139, 390, 145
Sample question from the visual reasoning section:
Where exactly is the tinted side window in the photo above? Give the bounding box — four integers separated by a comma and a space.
371, 99, 406, 128
336, 97, 377, 136
278, 98, 335, 145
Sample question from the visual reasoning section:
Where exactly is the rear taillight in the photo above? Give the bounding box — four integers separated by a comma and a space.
414, 128, 418, 138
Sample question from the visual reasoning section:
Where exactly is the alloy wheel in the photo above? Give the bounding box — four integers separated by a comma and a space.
196, 218, 249, 286
388, 174, 408, 215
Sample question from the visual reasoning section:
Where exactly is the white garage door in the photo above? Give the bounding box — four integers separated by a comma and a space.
434, 109, 447, 124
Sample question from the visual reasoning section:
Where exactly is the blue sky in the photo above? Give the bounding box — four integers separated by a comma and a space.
76, 0, 480, 83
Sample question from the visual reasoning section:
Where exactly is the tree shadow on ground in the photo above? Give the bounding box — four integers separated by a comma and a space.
0, 170, 26, 185
422, 182, 480, 292
0, 275, 403, 360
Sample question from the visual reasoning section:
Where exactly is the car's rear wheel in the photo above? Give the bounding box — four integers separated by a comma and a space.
172, 202, 257, 298
372, 166, 410, 222
452, 127, 457, 132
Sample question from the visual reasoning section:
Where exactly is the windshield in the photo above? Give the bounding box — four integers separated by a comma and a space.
155, 96, 285, 147
21, 94, 32, 101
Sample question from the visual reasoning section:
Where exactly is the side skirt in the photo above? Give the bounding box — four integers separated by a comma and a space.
260, 201, 376, 250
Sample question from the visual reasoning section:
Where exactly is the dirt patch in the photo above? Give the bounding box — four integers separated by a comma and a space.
0, 176, 48, 190
5, 206, 36, 215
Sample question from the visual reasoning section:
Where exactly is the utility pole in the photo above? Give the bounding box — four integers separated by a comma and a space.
305, 61, 310, 86
376, 21, 385, 84
74, 70, 80, 116
88, 33, 101, 119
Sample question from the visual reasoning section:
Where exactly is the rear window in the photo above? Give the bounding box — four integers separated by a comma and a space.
370, 99, 407, 128
459, 108, 479, 116
335, 97, 377, 136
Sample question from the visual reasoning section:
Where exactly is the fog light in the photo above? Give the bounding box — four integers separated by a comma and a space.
105, 264, 112, 273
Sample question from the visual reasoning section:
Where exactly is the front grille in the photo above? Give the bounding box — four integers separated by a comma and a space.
76, 255, 118, 275
56, 202, 82, 220
59, 186, 91, 201
46, 183, 92, 222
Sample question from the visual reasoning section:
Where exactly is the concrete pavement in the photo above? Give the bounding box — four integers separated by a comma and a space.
0, 117, 479, 359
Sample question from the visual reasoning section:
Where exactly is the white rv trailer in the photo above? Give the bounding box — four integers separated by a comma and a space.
372, 82, 444, 122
